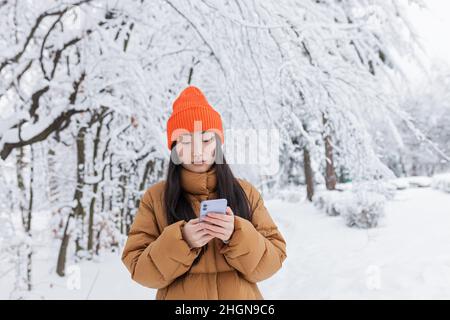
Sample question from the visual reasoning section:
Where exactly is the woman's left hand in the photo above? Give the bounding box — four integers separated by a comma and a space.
201, 206, 234, 242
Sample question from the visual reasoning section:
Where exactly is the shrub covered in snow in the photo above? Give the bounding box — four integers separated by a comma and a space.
275, 185, 307, 203
368, 181, 397, 201
339, 190, 386, 228
407, 176, 432, 188
313, 190, 352, 217
313, 182, 389, 228
385, 176, 432, 190
431, 173, 450, 193
385, 179, 409, 190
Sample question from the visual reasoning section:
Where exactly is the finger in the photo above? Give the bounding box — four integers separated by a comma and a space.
190, 223, 206, 232
206, 212, 232, 221
189, 218, 201, 224
226, 206, 234, 216
200, 232, 214, 239
204, 230, 226, 240
193, 228, 210, 237
202, 216, 229, 228
199, 233, 214, 241
200, 220, 228, 230
199, 234, 214, 245
202, 223, 227, 235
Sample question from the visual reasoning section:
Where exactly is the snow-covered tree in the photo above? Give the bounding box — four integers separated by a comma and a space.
1, 0, 448, 287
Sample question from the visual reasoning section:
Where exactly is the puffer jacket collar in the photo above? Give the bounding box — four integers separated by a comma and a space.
180, 165, 217, 196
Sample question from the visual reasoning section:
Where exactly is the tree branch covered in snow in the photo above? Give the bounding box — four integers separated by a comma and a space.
1, 0, 448, 289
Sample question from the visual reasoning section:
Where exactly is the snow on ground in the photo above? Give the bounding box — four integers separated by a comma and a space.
432, 173, 450, 193
1, 187, 449, 299
261, 187, 450, 299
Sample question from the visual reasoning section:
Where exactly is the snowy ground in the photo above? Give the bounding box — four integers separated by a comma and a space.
263, 187, 450, 299
1, 186, 449, 299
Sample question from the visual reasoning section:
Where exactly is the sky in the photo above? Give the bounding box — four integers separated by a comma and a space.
406, 0, 450, 76
409, 0, 450, 61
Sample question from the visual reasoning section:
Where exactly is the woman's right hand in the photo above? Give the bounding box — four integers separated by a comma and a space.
181, 218, 214, 249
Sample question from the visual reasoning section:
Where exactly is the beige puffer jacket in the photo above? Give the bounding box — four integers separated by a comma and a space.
121, 165, 287, 299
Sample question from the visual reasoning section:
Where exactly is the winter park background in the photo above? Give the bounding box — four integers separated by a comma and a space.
1, 0, 450, 300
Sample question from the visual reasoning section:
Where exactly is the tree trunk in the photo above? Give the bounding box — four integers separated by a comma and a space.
56, 214, 72, 277
74, 127, 87, 254
303, 147, 314, 201
88, 115, 105, 254
56, 127, 86, 276
119, 171, 127, 234
16, 146, 33, 290
323, 113, 337, 190
25, 145, 34, 290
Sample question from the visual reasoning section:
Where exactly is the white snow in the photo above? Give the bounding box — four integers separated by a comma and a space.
431, 173, 450, 193
261, 187, 450, 299
386, 176, 432, 190
2, 186, 449, 299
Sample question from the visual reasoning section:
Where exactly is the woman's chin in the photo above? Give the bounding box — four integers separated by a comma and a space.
185, 162, 213, 172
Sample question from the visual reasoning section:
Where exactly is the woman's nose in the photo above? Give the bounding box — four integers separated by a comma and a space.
192, 148, 203, 162
192, 134, 203, 159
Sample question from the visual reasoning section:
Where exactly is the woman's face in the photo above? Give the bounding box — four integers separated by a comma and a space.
175, 130, 217, 173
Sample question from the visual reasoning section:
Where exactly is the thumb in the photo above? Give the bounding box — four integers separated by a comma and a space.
189, 217, 200, 224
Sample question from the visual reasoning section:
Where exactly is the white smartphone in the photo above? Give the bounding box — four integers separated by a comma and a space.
199, 199, 227, 221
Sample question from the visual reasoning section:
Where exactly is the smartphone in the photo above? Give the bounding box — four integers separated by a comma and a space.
199, 199, 227, 221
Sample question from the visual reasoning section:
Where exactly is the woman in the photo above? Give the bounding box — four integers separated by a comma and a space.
121, 86, 287, 299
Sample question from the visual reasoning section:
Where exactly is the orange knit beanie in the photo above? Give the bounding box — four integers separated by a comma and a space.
167, 86, 224, 150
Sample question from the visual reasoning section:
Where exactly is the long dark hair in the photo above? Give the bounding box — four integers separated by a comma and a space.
163, 136, 253, 267
163, 137, 253, 226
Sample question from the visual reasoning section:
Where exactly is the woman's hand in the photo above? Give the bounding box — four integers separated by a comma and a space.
200, 206, 235, 242
181, 218, 214, 249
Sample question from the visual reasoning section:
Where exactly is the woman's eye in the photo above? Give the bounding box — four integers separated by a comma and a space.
179, 137, 192, 144
202, 134, 213, 142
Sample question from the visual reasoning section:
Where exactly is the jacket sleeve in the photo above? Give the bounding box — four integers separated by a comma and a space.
219, 183, 287, 283
121, 188, 202, 289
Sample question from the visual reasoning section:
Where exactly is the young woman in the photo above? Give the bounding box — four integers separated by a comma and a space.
121, 86, 287, 299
